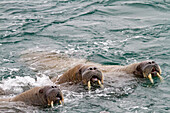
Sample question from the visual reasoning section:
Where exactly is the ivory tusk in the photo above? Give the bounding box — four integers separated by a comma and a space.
88, 81, 91, 90
47, 99, 50, 106
59, 100, 61, 105
143, 72, 147, 78
51, 101, 54, 108
97, 80, 104, 88
59, 100, 63, 105
148, 74, 154, 84
157, 72, 163, 81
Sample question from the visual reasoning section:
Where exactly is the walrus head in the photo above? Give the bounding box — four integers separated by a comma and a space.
39, 86, 64, 107
134, 60, 162, 83
79, 65, 104, 90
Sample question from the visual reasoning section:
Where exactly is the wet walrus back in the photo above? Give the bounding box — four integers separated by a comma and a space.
10, 87, 47, 106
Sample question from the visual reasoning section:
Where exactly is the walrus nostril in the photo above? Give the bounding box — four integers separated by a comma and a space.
148, 62, 152, 64
89, 68, 93, 70
88, 67, 97, 70
152, 61, 155, 63
51, 86, 54, 88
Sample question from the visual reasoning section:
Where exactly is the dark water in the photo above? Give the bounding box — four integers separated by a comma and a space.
0, 0, 170, 112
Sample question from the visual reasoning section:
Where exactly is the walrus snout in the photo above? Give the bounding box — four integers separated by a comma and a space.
82, 67, 103, 83
81, 66, 104, 90
45, 86, 64, 107
136, 60, 162, 83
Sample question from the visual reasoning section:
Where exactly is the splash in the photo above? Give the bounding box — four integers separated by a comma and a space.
0, 74, 54, 94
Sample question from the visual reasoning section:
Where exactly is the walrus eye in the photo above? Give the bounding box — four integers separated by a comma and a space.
51, 86, 54, 88
136, 65, 141, 71
39, 89, 43, 93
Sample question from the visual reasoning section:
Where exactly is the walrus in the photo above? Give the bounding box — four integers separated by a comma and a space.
21, 51, 162, 83
98, 60, 162, 84
0, 85, 64, 107
51, 64, 104, 90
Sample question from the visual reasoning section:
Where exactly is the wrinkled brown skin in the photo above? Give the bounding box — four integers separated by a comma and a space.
0, 86, 64, 107
52, 64, 103, 86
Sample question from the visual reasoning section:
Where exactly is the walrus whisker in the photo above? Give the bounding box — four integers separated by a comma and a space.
148, 74, 154, 84
157, 72, 163, 81
88, 81, 91, 90
97, 80, 104, 88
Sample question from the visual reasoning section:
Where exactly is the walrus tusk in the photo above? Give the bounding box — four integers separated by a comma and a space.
148, 74, 154, 84
59, 100, 63, 105
97, 80, 104, 88
51, 101, 54, 108
157, 72, 163, 81
88, 81, 91, 90
143, 72, 147, 78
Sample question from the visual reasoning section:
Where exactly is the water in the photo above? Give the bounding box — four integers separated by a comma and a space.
0, 0, 170, 112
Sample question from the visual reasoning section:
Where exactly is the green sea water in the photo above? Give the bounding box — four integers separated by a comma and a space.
0, 0, 170, 112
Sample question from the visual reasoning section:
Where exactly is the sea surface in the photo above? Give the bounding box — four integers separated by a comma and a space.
0, 0, 170, 113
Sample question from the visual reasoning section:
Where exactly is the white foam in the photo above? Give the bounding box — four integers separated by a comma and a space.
34, 73, 55, 86
0, 67, 20, 76
0, 74, 54, 94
